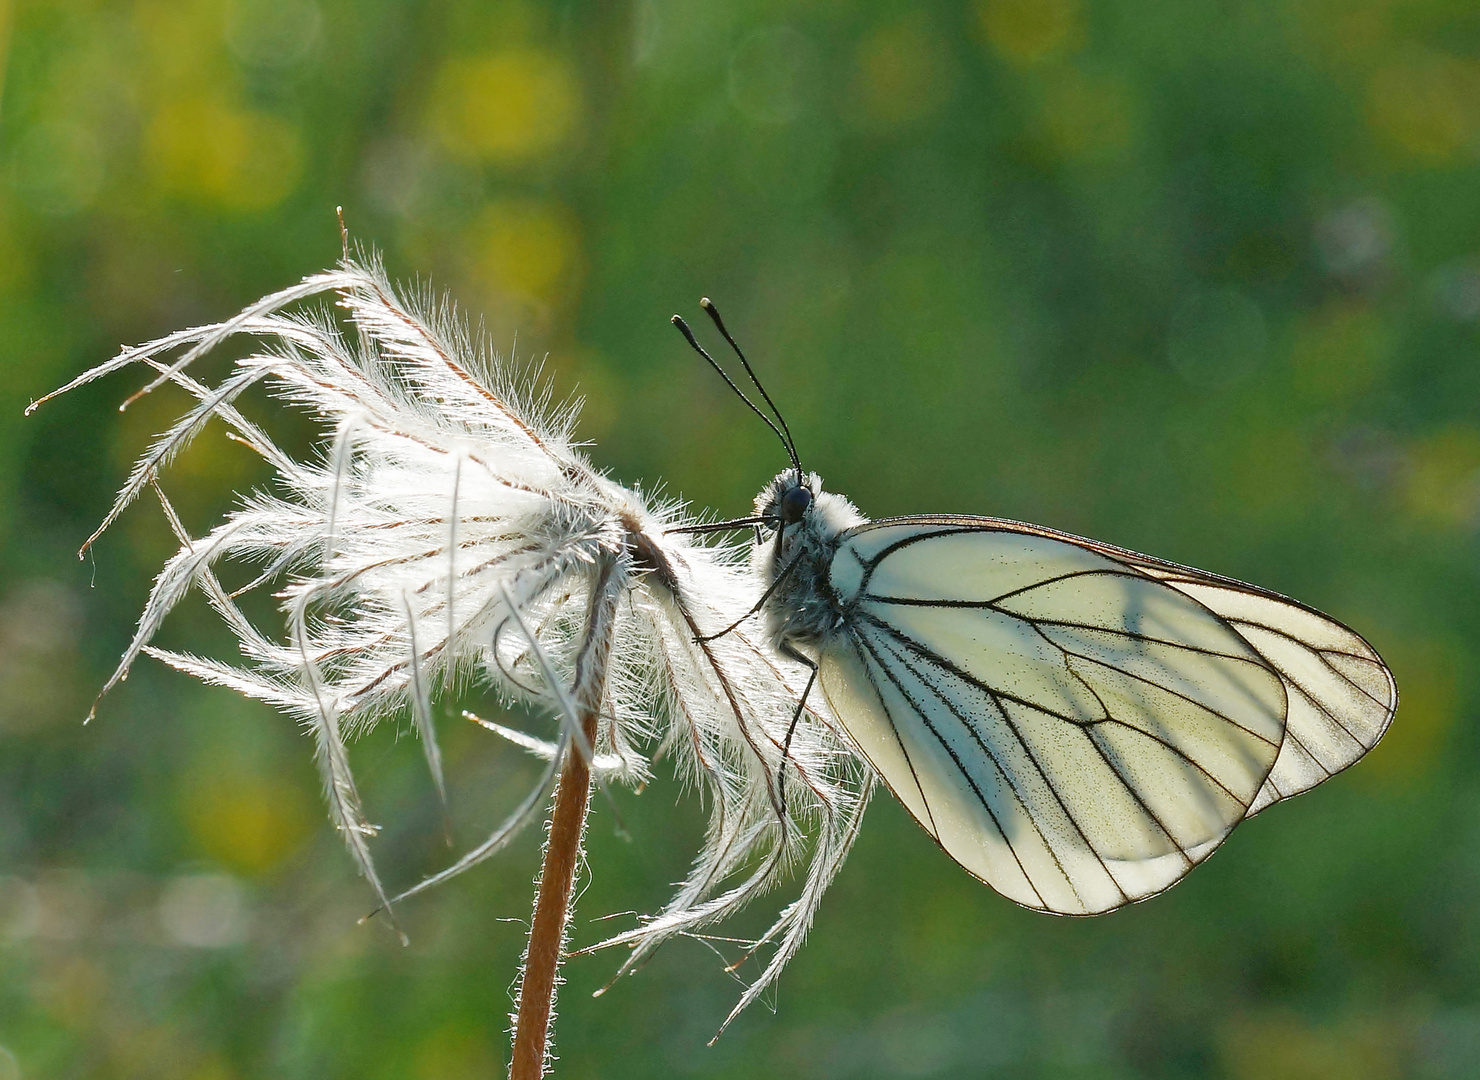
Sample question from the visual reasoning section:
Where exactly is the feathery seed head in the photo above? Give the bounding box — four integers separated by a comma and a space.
38, 256, 872, 1028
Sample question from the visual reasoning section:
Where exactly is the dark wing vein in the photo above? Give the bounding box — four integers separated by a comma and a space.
1041, 628, 1251, 826
1228, 615, 1391, 713
1043, 628, 1281, 747
863, 618, 1127, 910
1083, 726, 1195, 872
856, 629, 1055, 909
974, 681, 1126, 907
849, 632, 940, 839
857, 607, 1277, 761
865, 568, 1119, 609
1028, 618, 1274, 810
1031, 641, 1195, 867
1230, 631, 1368, 750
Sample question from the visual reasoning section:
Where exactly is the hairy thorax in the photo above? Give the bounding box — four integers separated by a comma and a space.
751, 470, 866, 652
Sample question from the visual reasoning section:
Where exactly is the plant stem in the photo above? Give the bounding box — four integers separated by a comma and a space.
510, 563, 618, 1080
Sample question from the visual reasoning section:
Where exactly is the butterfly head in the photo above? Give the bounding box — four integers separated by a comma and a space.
754, 470, 863, 548
778, 479, 812, 527
756, 469, 816, 532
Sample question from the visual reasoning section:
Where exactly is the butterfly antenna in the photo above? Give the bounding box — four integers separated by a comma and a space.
699, 298, 803, 480
671, 314, 796, 471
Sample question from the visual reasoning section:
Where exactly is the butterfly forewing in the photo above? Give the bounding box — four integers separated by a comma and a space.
818, 520, 1298, 915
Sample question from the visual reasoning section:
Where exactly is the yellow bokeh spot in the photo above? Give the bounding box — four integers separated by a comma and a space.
1293, 0, 1390, 66
1405, 425, 1480, 529
145, 98, 303, 212
132, 0, 229, 88
182, 772, 316, 877
186, 1058, 238, 1080
108, 1023, 199, 1078
1288, 301, 1390, 403
1361, 636, 1460, 784
852, 18, 951, 128
466, 198, 580, 304
977, 0, 1083, 65
33, 955, 104, 1030
413, 1024, 499, 1080
431, 49, 581, 165
552, 348, 620, 441
1037, 67, 1137, 162
1368, 50, 1480, 165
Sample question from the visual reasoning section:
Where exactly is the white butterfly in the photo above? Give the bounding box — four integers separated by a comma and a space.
678, 300, 1397, 916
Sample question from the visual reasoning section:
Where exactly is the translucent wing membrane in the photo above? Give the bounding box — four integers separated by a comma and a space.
821, 518, 1394, 915
1114, 568, 1396, 816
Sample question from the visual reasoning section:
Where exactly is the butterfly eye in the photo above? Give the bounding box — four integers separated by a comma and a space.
779, 485, 812, 525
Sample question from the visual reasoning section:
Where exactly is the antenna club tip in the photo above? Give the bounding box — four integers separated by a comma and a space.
699, 296, 714, 309
670, 314, 683, 325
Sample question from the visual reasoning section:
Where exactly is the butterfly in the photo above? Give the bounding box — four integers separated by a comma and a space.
675, 300, 1397, 916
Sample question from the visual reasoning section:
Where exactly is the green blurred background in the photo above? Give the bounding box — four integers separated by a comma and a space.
2, 0, 1478, 1076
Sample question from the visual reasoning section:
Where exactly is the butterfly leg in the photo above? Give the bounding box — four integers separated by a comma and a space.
776, 642, 819, 827
694, 548, 805, 643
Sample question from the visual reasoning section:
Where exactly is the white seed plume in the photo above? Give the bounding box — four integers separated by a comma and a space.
31, 256, 872, 1027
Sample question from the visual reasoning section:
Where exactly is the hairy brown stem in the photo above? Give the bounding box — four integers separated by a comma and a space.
510, 562, 618, 1080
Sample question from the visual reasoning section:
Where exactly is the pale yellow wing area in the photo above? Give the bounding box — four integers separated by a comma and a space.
820, 521, 1292, 915
1096, 561, 1396, 817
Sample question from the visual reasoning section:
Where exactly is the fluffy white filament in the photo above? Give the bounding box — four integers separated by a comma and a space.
33, 256, 873, 1028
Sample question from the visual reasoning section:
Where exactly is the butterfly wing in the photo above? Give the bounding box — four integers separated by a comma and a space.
816, 517, 1390, 915
1073, 546, 1397, 817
